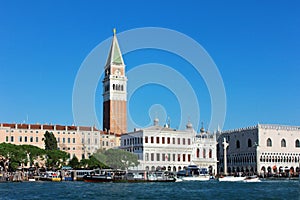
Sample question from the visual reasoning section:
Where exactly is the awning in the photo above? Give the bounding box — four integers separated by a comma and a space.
61, 166, 72, 170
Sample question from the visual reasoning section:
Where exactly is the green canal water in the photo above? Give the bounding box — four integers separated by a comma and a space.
0, 180, 299, 200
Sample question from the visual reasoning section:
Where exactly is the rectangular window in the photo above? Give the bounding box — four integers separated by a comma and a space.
82, 138, 84, 144
145, 153, 149, 161
73, 138, 76, 143
162, 153, 165, 161
167, 137, 170, 144
151, 137, 154, 143
19, 136, 22, 142
183, 138, 186, 145
162, 137, 165, 144
173, 154, 176, 162
177, 138, 180, 145
188, 139, 191, 145
145, 136, 148, 143
95, 138, 97, 144
88, 138, 90, 144
177, 154, 181, 161
156, 137, 160, 144
183, 154, 186, 162
57, 137, 60, 143
151, 153, 154, 161
6, 136, 8, 142
156, 153, 160, 161
188, 154, 191, 162
68, 138, 70, 143
63, 138, 65, 143
30, 137, 33, 142
106, 141, 108, 146
168, 153, 171, 161
172, 138, 175, 144
36, 137, 38, 142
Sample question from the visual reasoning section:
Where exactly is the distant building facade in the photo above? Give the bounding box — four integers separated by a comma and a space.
193, 126, 218, 175
0, 123, 118, 161
103, 29, 127, 135
120, 119, 218, 174
217, 124, 300, 175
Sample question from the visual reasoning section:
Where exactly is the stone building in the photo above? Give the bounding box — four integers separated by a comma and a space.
192, 126, 218, 175
0, 123, 118, 161
217, 124, 300, 175
120, 119, 218, 174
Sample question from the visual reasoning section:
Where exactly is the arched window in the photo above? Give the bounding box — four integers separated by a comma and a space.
113, 84, 115, 90
236, 140, 240, 149
281, 139, 286, 147
209, 149, 212, 158
248, 139, 252, 147
295, 139, 300, 148
267, 138, 272, 147
196, 148, 199, 158
203, 148, 206, 158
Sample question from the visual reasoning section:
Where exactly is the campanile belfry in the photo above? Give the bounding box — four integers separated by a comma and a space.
102, 29, 127, 134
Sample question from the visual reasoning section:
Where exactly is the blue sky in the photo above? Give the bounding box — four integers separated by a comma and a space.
0, 1, 299, 132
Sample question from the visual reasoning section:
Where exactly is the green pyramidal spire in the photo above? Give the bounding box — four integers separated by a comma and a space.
105, 28, 125, 67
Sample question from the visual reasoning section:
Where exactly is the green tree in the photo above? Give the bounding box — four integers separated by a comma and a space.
79, 155, 107, 169
46, 150, 69, 169
0, 143, 46, 171
94, 149, 139, 170
69, 156, 79, 169
44, 131, 57, 150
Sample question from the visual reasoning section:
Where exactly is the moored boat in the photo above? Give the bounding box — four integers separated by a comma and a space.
125, 170, 176, 182
40, 171, 62, 182
243, 175, 261, 182
177, 165, 210, 181
218, 176, 245, 182
83, 169, 113, 183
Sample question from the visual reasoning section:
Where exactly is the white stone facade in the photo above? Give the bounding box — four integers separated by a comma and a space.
217, 124, 300, 175
120, 119, 218, 174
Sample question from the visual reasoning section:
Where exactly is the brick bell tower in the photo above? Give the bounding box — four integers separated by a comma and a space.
103, 29, 127, 134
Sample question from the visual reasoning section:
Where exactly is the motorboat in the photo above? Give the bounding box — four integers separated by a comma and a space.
125, 170, 176, 182
83, 169, 113, 183
243, 175, 261, 182
177, 165, 210, 181
218, 176, 245, 182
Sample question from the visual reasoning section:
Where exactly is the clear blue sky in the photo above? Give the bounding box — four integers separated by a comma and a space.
0, 1, 299, 132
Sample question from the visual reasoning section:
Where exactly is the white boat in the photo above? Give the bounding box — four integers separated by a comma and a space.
218, 176, 246, 182
243, 176, 261, 182
177, 165, 210, 181
181, 175, 210, 181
